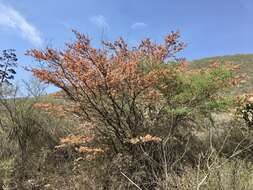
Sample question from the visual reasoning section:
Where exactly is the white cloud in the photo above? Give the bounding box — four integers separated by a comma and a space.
0, 2, 43, 46
89, 15, 109, 30
131, 22, 147, 29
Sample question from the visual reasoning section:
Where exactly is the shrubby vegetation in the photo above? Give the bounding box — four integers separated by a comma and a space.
1, 33, 253, 189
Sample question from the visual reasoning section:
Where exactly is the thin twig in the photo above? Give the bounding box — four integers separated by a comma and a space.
121, 172, 143, 190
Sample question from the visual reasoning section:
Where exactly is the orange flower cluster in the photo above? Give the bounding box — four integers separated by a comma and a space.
76, 146, 104, 154
129, 134, 162, 145
56, 134, 104, 161
33, 102, 80, 118
210, 61, 240, 70
76, 146, 104, 161
33, 103, 66, 116
59, 135, 94, 145
55, 134, 94, 150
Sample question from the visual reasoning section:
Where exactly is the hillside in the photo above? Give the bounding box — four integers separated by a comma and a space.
191, 54, 253, 94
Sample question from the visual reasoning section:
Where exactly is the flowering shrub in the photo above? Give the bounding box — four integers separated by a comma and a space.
28, 30, 241, 188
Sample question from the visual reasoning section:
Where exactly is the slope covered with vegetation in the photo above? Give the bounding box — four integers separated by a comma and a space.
191, 54, 253, 94
1, 33, 253, 189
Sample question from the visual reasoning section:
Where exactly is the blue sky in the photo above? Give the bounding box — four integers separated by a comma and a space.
0, 0, 252, 92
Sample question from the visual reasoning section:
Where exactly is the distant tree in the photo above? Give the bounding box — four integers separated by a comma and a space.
0, 49, 18, 85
